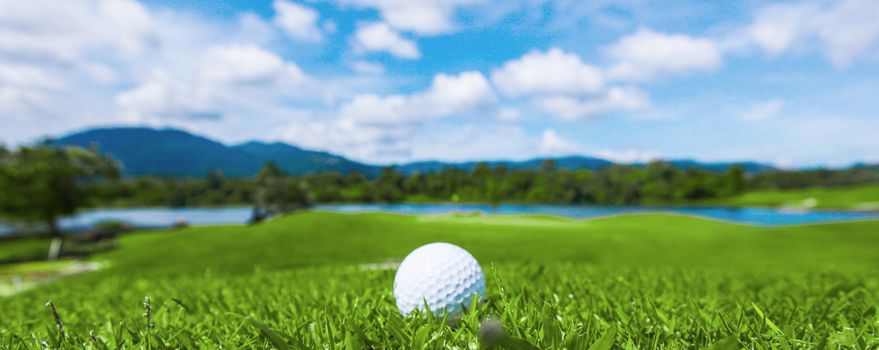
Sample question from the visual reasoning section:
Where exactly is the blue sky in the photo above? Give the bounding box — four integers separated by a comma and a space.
1, 0, 877, 167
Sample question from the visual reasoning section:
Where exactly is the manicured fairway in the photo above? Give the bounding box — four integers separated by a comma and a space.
719, 184, 879, 210
1, 211, 878, 348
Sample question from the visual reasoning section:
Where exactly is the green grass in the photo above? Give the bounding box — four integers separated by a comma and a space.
1, 211, 878, 348
719, 184, 879, 210
0, 238, 49, 263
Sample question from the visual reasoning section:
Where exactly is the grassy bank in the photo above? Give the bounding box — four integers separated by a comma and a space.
0, 238, 49, 263
0, 211, 877, 348
718, 184, 879, 210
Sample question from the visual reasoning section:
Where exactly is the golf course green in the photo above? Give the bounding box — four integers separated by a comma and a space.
1, 211, 878, 348
719, 184, 879, 210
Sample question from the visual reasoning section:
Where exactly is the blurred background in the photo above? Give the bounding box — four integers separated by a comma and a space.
1, 1, 878, 347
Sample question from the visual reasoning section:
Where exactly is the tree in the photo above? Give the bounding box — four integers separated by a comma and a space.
642, 161, 680, 203
485, 165, 507, 208
0, 146, 120, 260
403, 173, 428, 196
205, 170, 226, 191
304, 173, 345, 202
341, 172, 373, 202
680, 168, 717, 200
251, 161, 310, 223
375, 167, 404, 202
539, 159, 558, 173
721, 165, 747, 196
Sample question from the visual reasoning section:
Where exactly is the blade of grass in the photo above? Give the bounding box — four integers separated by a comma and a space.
588, 326, 617, 350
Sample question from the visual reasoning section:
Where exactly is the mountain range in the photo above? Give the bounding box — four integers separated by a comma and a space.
51, 127, 776, 178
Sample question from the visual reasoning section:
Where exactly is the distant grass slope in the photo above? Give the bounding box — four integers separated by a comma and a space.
721, 184, 879, 210
0, 212, 877, 348
0, 238, 48, 263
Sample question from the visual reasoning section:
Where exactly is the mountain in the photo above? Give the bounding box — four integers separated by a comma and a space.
655, 160, 776, 174
852, 162, 879, 170
232, 142, 380, 178
51, 127, 777, 178
53, 127, 262, 177
395, 157, 773, 175
52, 127, 378, 178
394, 156, 614, 174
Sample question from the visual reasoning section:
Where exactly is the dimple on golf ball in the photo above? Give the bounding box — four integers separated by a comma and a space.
393, 242, 486, 316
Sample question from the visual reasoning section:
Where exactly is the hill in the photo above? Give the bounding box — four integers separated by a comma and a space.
660, 159, 776, 173
52, 127, 379, 177
52, 127, 261, 177
394, 156, 614, 174
717, 183, 879, 210
232, 142, 380, 178
51, 127, 776, 178
396, 157, 774, 175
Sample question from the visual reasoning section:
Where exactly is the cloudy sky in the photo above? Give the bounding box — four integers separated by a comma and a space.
1, 0, 878, 167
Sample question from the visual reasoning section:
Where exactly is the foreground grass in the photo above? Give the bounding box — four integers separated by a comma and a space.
1, 212, 878, 348
719, 184, 879, 210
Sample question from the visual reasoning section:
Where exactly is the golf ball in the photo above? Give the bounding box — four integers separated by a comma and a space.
393, 242, 486, 316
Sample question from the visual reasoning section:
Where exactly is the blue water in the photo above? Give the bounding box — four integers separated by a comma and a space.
315, 203, 879, 226
1, 203, 877, 235
0, 207, 254, 236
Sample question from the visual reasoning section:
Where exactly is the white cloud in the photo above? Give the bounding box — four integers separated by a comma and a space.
0, 0, 337, 146
353, 22, 421, 59
0, 0, 155, 63
410, 124, 536, 162
337, 94, 406, 125
736, 0, 879, 67
491, 47, 659, 121
339, 71, 494, 124
491, 48, 603, 97
604, 28, 722, 81
284, 71, 495, 161
282, 119, 415, 161
116, 74, 181, 123
337, 0, 482, 35
0, 0, 155, 94
536, 87, 651, 121
425, 71, 497, 113
115, 72, 224, 124
738, 5, 804, 56
738, 99, 785, 122
537, 97, 589, 121
272, 0, 323, 42
236, 13, 277, 44
351, 60, 386, 74
539, 129, 583, 155
0, 64, 65, 90
118, 45, 308, 123
537, 129, 661, 162
772, 157, 796, 170
0, 0, 161, 141
594, 149, 662, 163
0, 63, 65, 115
3, 0, 877, 166
201, 45, 306, 84
496, 108, 520, 121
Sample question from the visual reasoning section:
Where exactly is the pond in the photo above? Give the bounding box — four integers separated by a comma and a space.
316, 203, 879, 226
1, 203, 877, 235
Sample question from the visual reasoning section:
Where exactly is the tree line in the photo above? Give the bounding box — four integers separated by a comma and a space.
4, 145, 879, 239
89, 158, 879, 209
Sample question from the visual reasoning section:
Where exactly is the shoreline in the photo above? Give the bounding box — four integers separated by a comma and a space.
74, 200, 879, 213
3, 202, 877, 238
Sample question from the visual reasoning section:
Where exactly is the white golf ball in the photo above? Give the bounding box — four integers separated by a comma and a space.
393, 242, 486, 316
